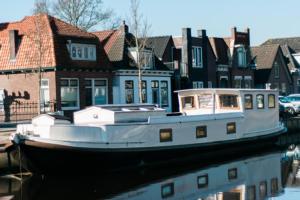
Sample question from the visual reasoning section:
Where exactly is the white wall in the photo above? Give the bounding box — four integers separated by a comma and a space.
113, 75, 172, 112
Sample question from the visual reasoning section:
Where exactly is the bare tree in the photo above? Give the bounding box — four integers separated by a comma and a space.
129, 0, 151, 104
52, 0, 116, 31
33, 0, 51, 14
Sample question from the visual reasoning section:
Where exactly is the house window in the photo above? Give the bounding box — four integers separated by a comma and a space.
192, 46, 203, 68
197, 174, 208, 188
237, 46, 246, 67
244, 76, 252, 88
228, 168, 237, 180
274, 62, 279, 78
161, 183, 174, 198
60, 78, 79, 109
244, 94, 253, 110
193, 81, 204, 89
160, 81, 168, 107
181, 96, 195, 109
256, 94, 264, 109
129, 49, 153, 69
259, 181, 267, 199
196, 126, 207, 138
68, 43, 96, 61
152, 81, 159, 104
271, 178, 278, 195
85, 79, 107, 106
160, 129, 172, 142
227, 122, 236, 134
234, 76, 242, 88
208, 81, 213, 88
246, 186, 256, 200
0, 89, 4, 112
40, 79, 50, 111
142, 80, 147, 103
219, 95, 239, 109
281, 83, 286, 94
125, 80, 134, 104
268, 94, 275, 108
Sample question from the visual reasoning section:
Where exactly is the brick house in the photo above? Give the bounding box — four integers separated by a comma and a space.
94, 22, 173, 112
251, 44, 293, 95
209, 27, 255, 88
262, 37, 300, 93
0, 14, 113, 120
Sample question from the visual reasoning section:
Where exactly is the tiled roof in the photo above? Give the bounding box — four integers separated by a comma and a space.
209, 37, 229, 65
280, 44, 299, 71
262, 37, 300, 52
0, 14, 112, 71
251, 44, 279, 69
145, 36, 172, 59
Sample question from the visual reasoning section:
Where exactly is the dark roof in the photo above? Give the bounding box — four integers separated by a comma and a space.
262, 37, 300, 52
145, 36, 172, 59
251, 44, 280, 69
209, 37, 229, 65
279, 44, 299, 71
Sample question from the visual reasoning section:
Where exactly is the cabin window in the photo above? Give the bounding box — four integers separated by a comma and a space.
160, 129, 172, 142
196, 126, 207, 138
219, 95, 239, 109
152, 81, 159, 104
198, 94, 213, 109
244, 94, 253, 109
259, 181, 267, 199
160, 81, 169, 107
268, 94, 275, 108
227, 122, 236, 134
256, 94, 264, 109
271, 178, 278, 195
125, 80, 134, 104
181, 96, 195, 109
228, 168, 237, 180
161, 182, 174, 198
197, 174, 208, 188
60, 78, 79, 109
142, 81, 147, 103
246, 186, 256, 200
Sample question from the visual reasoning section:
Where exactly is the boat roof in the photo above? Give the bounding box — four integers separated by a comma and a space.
175, 88, 277, 93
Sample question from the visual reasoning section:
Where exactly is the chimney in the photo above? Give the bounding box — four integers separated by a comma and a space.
245, 27, 250, 45
182, 28, 191, 76
120, 20, 128, 34
231, 26, 237, 40
9, 30, 18, 60
197, 29, 207, 38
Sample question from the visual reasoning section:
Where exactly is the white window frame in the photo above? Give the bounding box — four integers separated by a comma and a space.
125, 80, 135, 104
85, 78, 108, 106
192, 46, 203, 68
160, 81, 169, 107
0, 89, 4, 112
237, 46, 247, 67
69, 43, 96, 61
129, 48, 154, 69
60, 78, 80, 110
40, 79, 50, 111
193, 81, 204, 88
234, 76, 242, 88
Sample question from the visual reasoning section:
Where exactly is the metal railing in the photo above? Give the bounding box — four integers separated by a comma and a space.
0, 101, 57, 123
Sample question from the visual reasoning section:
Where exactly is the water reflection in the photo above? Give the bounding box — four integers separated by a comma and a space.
1, 149, 292, 200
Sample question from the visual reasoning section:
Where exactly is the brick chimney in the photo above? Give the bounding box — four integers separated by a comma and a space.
197, 29, 207, 38
120, 20, 128, 34
231, 26, 237, 40
9, 30, 18, 60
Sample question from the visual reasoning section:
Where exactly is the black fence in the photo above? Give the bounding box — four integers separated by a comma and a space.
0, 101, 57, 123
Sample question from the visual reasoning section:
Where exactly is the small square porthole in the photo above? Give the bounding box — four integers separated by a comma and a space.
161, 182, 174, 198
196, 126, 207, 138
160, 129, 172, 142
259, 181, 267, 199
228, 168, 237, 180
227, 122, 236, 134
197, 174, 208, 188
247, 185, 256, 200
271, 178, 278, 195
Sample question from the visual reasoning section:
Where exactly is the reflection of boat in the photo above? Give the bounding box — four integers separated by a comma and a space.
11, 89, 286, 172
17, 152, 283, 200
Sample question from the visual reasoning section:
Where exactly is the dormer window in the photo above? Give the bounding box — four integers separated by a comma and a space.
129, 48, 154, 69
68, 43, 96, 61
237, 46, 246, 67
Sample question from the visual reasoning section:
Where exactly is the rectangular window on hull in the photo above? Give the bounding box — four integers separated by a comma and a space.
227, 122, 236, 134
244, 94, 253, 110
228, 168, 238, 180
161, 183, 174, 198
197, 174, 208, 188
60, 78, 79, 109
196, 126, 207, 138
160, 129, 172, 142
125, 80, 134, 104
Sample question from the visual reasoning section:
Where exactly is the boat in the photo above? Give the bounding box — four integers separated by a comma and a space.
11, 89, 286, 173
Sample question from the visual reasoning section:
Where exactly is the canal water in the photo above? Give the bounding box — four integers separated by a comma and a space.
1, 140, 300, 199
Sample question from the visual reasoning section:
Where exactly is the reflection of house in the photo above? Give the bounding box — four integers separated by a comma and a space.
0, 14, 113, 119
262, 37, 300, 93
210, 27, 255, 88
251, 44, 293, 95
94, 22, 173, 112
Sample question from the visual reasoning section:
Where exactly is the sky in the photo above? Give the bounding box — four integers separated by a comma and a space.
1, 0, 300, 45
